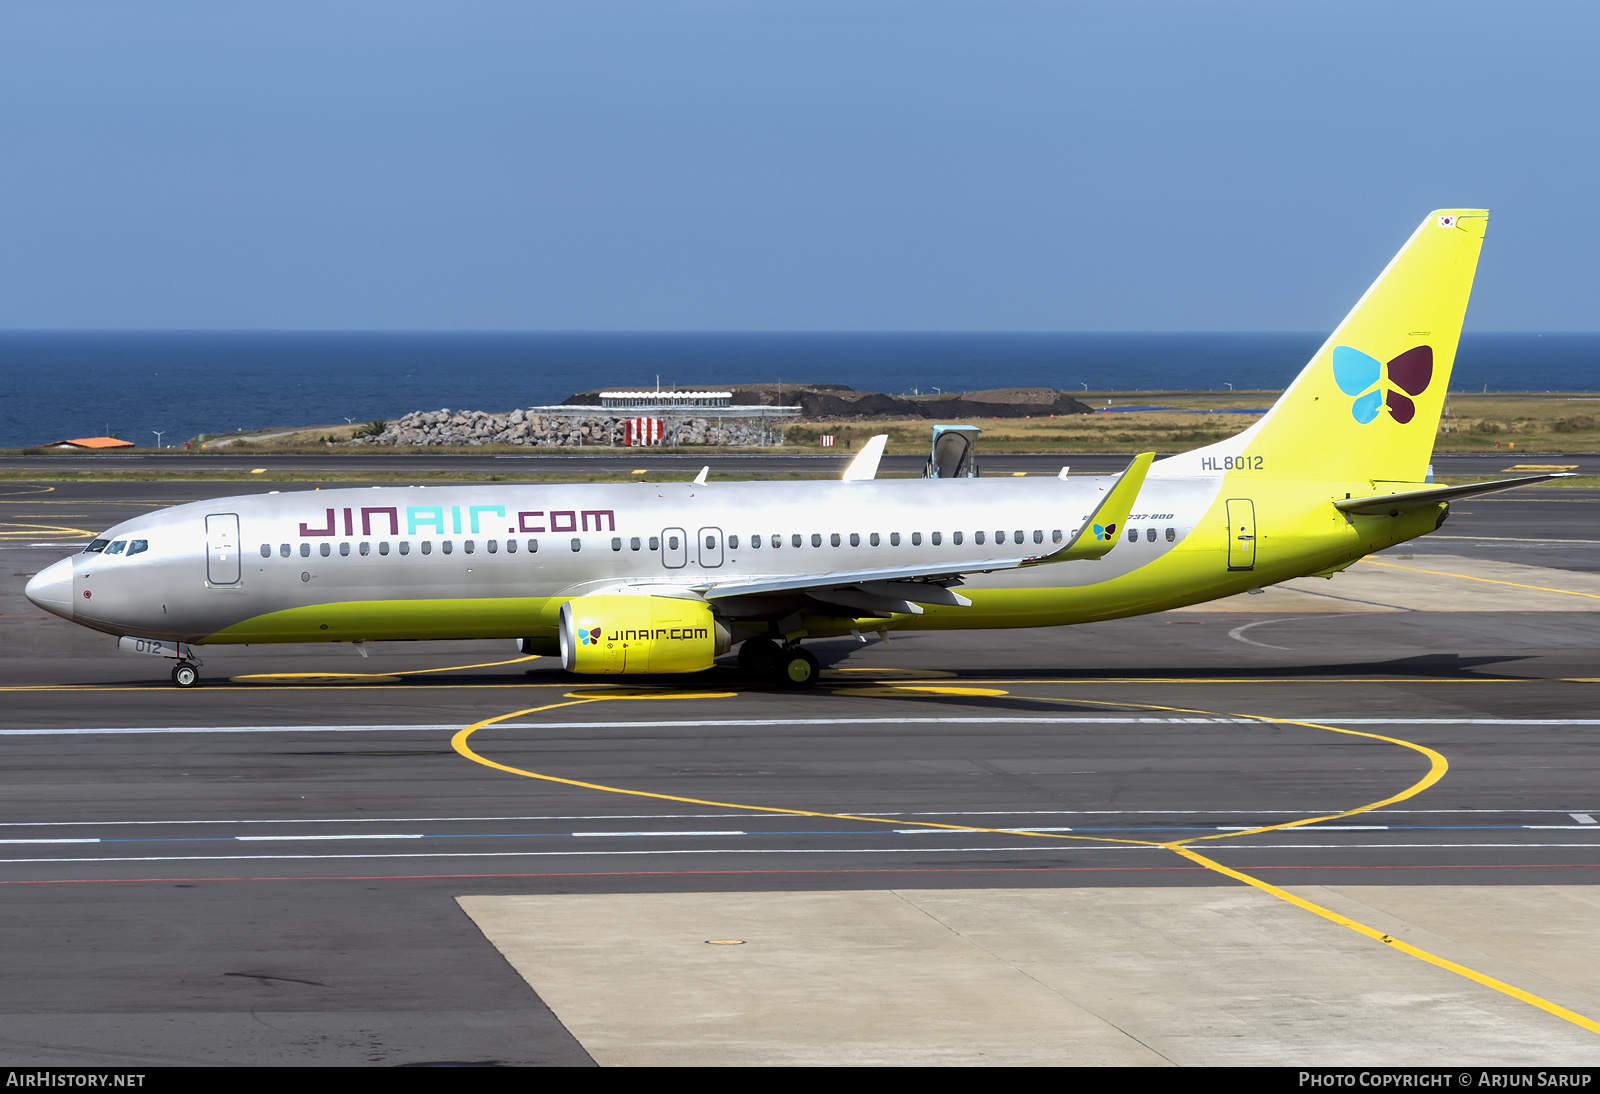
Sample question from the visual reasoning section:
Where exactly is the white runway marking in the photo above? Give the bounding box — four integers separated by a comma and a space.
235, 834, 423, 841
5, 841, 1600, 867
3, 808, 1599, 830
571, 830, 746, 838
9, 716, 1600, 737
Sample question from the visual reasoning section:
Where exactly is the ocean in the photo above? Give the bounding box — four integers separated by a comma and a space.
1, 331, 1594, 450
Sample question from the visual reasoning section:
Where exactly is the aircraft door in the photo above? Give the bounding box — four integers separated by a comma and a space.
206, 513, 242, 585
1226, 498, 1256, 572
661, 527, 687, 569
697, 526, 724, 568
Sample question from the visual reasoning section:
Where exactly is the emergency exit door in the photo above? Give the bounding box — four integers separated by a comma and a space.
1226, 499, 1256, 572
661, 527, 687, 569
206, 513, 241, 585
697, 527, 724, 568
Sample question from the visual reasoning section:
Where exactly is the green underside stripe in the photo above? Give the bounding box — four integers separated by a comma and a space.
207, 597, 563, 643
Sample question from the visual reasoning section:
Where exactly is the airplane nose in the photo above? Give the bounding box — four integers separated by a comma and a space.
24, 557, 74, 620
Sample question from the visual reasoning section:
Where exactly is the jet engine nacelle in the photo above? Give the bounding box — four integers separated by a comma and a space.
559, 595, 730, 675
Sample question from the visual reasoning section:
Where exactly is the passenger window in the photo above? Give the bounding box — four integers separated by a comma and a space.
911, 532, 921, 546
1146, 528, 1157, 542
260, 544, 271, 558
848, 533, 859, 547
360, 542, 371, 556
399, 541, 411, 555
830, 533, 841, 547
1052, 530, 1063, 543
505, 539, 516, 553
729, 535, 740, 550
931, 531, 942, 545
650, 536, 660, 551
378, 542, 390, 555
890, 532, 900, 546
571, 538, 582, 552
749, 535, 760, 549
811, 534, 822, 547
1166, 527, 1176, 542
339, 542, 350, 556
668, 535, 680, 551
791, 534, 801, 548
85, 539, 110, 553
870, 532, 880, 546
1015, 530, 1025, 544
320, 542, 331, 557
464, 540, 475, 554
611, 537, 622, 551
442, 541, 453, 555
106, 541, 126, 555
487, 539, 498, 553
300, 543, 311, 557
1033, 530, 1043, 544
421, 541, 433, 554
280, 543, 291, 557
630, 537, 641, 551
705, 535, 715, 550
528, 539, 539, 553
1127, 528, 1138, 543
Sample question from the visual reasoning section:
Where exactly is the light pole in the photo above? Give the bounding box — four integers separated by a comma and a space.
1225, 382, 1234, 391
1080, 383, 1088, 391
151, 430, 165, 449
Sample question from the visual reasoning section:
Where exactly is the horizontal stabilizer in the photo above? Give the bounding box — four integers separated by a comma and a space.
1334, 473, 1572, 515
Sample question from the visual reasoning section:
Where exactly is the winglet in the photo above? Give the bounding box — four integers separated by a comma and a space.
693, 466, 709, 485
1054, 452, 1155, 560
842, 434, 888, 481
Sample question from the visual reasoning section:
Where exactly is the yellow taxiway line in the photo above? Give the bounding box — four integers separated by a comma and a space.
449, 683, 1600, 1039
1363, 558, 1600, 601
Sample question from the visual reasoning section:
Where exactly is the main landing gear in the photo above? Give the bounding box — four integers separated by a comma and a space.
171, 661, 200, 688
738, 638, 819, 689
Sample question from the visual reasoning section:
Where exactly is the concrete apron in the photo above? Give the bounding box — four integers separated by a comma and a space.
461, 885, 1600, 1066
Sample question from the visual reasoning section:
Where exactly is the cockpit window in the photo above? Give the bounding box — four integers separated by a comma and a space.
105, 540, 127, 555
126, 539, 148, 556
84, 539, 110, 553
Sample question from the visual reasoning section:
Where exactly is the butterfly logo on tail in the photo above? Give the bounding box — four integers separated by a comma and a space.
1331, 345, 1433, 424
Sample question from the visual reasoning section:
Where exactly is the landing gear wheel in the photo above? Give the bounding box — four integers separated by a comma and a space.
738, 638, 778, 676
171, 662, 200, 688
775, 647, 819, 689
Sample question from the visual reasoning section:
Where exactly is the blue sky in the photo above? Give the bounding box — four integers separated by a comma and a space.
1, 1, 1595, 331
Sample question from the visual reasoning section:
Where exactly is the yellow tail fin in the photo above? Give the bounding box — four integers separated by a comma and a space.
1181, 209, 1487, 485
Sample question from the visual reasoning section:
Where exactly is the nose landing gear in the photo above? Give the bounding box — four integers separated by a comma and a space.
171, 662, 200, 688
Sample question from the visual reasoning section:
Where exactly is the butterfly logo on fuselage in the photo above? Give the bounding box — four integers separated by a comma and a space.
1331, 345, 1434, 424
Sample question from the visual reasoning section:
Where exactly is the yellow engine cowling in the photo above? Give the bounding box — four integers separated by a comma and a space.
559, 595, 730, 675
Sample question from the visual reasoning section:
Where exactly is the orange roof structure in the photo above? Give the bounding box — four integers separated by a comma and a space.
42, 437, 137, 450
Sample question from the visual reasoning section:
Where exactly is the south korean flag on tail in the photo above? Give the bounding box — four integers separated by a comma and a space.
1438, 214, 1457, 227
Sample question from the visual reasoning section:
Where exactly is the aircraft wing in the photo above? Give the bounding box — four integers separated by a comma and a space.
697, 556, 1028, 609
1334, 473, 1573, 516
695, 452, 1158, 614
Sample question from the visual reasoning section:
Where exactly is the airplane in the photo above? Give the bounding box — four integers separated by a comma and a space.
25, 208, 1565, 689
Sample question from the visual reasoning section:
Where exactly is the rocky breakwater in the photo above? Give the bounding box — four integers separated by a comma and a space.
355, 408, 777, 447
568, 385, 1096, 420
